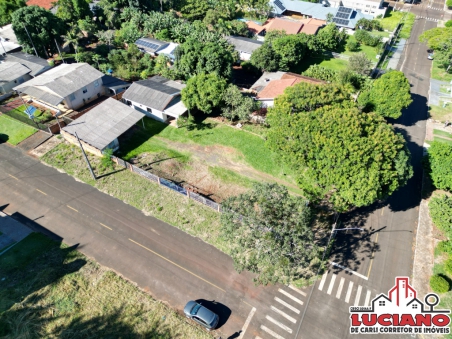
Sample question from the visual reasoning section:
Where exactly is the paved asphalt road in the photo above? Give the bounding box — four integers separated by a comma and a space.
295, 2, 445, 339
0, 3, 446, 339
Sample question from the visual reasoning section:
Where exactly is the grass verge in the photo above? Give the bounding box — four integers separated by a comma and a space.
429, 102, 452, 122
0, 115, 37, 145
434, 136, 452, 145
433, 129, 452, 138
378, 10, 415, 39
431, 61, 452, 82
41, 142, 229, 253
0, 232, 213, 338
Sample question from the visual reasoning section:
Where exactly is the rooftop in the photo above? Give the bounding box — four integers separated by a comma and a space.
0, 62, 31, 84
263, 18, 304, 35
246, 21, 266, 35
14, 63, 104, 101
225, 36, 264, 54
135, 37, 169, 53
62, 98, 144, 151
4, 52, 51, 76
27, 0, 55, 9
123, 76, 186, 112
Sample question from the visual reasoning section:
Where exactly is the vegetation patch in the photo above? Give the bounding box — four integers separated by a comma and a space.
434, 129, 452, 139
431, 61, 452, 82
429, 102, 452, 122
208, 166, 256, 188
0, 232, 213, 338
434, 136, 452, 145
0, 115, 37, 145
377, 10, 415, 39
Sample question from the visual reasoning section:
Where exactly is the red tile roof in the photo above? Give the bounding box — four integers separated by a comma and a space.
257, 73, 325, 99
27, 0, 55, 10
263, 18, 304, 35
246, 21, 265, 35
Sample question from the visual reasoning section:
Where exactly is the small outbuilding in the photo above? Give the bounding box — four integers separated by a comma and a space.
61, 98, 145, 156
226, 36, 263, 61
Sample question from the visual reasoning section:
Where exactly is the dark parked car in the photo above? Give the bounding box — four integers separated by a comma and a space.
184, 301, 219, 330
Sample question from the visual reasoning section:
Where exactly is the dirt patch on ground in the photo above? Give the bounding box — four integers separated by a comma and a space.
30, 136, 63, 158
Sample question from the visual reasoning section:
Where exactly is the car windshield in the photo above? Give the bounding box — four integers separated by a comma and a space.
190, 304, 201, 316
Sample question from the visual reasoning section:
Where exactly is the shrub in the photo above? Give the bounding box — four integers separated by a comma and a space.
430, 275, 450, 293
446, 20, 452, 27
101, 148, 114, 170
426, 141, 452, 190
437, 240, 452, 255
448, 0, 452, 9
346, 39, 359, 52
429, 194, 452, 238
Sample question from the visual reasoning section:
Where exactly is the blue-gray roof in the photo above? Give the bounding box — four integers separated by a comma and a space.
269, 0, 373, 28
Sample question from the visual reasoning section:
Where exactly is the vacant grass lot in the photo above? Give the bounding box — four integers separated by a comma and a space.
42, 142, 228, 253
377, 9, 415, 39
119, 117, 296, 182
342, 35, 379, 62
431, 61, 452, 82
291, 55, 348, 74
0, 232, 213, 338
0, 115, 36, 145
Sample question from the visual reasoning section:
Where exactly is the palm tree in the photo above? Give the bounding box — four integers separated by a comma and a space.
62, 25, 83, 60
96, 30, 115, 52
92, 54, 104, 69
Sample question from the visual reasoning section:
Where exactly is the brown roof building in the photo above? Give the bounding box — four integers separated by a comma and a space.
27, 0, 55, 10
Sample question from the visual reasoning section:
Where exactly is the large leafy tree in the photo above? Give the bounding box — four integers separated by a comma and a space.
348, 52, 373, 75
56, 0, 92, 23
11, 6, 66, 58
174, 37, 235, 80
315, 23, 346, 51
420, 27, 452, 71
272, 34, 306, 70
221, 84, 259, 121
426, 141, 452, 191
0, 0, 26, 26
358, 71, 412, 119
250, 44, 281, 72
181, 73, 227, 114
266, 82, 413, 211
221, 183, 319, 285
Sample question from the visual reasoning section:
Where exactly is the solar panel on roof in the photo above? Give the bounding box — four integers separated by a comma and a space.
338, 6, 352, 14
332, 17, 349, 26
274, 0, 286, 11
336, 12, 349, 19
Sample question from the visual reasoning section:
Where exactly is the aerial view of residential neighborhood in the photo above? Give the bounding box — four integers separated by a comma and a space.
2, 0, 452, 337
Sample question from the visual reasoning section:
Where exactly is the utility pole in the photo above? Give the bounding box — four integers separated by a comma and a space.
54, 38, 65, 64
23, 24, 39, 57
74, 131, 96, 180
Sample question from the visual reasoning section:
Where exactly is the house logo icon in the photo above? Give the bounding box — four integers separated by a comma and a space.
349, 277, 451, 335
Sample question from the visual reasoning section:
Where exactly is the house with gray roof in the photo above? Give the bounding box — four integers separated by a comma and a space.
14, 63, 105, 111
122, 75, 187, 122
269, 0, 374, 28
0, 53, 51, 94
226, 36, 264, 61
135, 38, 179, 60
61, 98, 145, 156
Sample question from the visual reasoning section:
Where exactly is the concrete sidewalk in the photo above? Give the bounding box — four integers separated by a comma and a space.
0, 211, 32, 253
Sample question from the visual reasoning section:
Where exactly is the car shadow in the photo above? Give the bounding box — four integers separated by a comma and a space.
195, 299, 231, 329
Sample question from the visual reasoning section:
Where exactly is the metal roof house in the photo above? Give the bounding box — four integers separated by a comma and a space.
269, 0, 373, 29
14, 63, 105, 111
4, 52, 52, 77
122, 75, 187, 123
135, 38, 179, 60
61, 98, 145, 156
225, 36, 263, 61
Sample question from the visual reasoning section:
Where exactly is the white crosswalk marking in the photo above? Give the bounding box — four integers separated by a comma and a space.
364, 290, 372, 306
278, 289, 304, 305
336, 277, 345, 299
318, 272, 328, 291
266, 315, 293, 333
271, 306, 296, 323
274, 297, 300, 314
261, 325, 286, 339
354, 285, 362, 306
327, 274, 336, 295
345, 281, 354, 303
288, 284, 307, 297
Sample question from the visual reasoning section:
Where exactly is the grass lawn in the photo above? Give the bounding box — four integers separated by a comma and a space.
433, 129, 452, 138
292, 55, 348, 74
0, 232, 213, 338
0, 115, 37, 145
42, 142, 228, 253
377, 9, 415, 39
208, 166, 256, 188
369, 30, 390, 38
429, 101, 452, 122
434, 136, 452, 145
119, 117, 296, 182
342, 35, 379, 62
431, 61, 452, 82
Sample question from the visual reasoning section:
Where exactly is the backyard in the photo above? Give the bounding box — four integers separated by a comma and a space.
0, 115, 36, 145
0, 232, 213, 338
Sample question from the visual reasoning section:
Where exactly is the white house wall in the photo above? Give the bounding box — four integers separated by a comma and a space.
126, 99, 167, 122
258, 99, 274, 108
1, 74, 31, 93
64, 78, 103, 110
239, 51, 252, 61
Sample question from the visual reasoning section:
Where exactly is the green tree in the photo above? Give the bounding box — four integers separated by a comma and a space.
266, 82, 413, 211
358, 71, 412, 119
250, 44, 280, 72
0, 0, 26, 26
181, 0, 210, 20
221, 84, 259, 122
62, 25, 83, 59
302, 65, 337, 82
426, 141, 452, 191
78, 17, 98, 37
429, 194, 452, 238
220, 182, 319, 285
181, 73, 227, 114
11, 6, 66, 58
419, 27, 452, 71
348, 52, 373, 75
173, 38, 235, 80
316, 23, 346, 51
430, 275, 450, 293
56, 0, 92, 23
272, 34, 306, 70
346, 39, 359, 52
